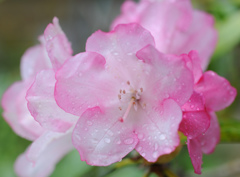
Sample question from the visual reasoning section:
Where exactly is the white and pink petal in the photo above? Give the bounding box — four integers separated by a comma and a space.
136, 45, 194, 106
15, 131, 74, 177
72, 107, 138, 166
44, 17, 73, 71
1, 81, 44, 141
134, 99, 182, 162
26, 69, 78, 133
55, 52, 120, 116
195, 71, 237, 111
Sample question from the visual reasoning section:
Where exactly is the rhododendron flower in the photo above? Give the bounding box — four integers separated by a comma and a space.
55, 23, 194, 165
2, 17, 77, 177
111, 0, 217, 70
179, 51, 237, 174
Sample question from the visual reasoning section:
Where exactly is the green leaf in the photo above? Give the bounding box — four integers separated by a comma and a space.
213, 11, 240, 58
51, 150, 93, 177
105, 165, 146, 177
219, 119, 240, 143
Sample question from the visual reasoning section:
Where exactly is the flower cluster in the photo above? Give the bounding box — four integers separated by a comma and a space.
1, 0, 236, 176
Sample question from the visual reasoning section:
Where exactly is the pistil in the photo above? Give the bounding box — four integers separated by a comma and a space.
119, 98, 135, 122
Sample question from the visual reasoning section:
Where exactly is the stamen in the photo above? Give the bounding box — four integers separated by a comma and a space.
140, 88, 143, 92
119, 107, 122, 110
120, 89, 122, 93
127, 81, 130, 85
133, 101, 138, 111
123, 90, 126, 94
118, 94, 121, 100
121, 98, 135, 122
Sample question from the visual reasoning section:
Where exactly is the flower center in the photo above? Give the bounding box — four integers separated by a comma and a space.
118, 81, 145, 122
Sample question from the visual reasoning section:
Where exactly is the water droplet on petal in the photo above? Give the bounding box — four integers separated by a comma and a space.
154, 143, 158, 151
160, 134, 166, 140
142, 152, 146, 157
116, 140, 121, 144
152, 151, 158, 158
137, 146, 142, 151
124, 138, 134, 145
75, 135, 81, 141
107, 130, 114, 136
104, 138, 111, 144
164, 148, 172, 153
87, 121, 93, 126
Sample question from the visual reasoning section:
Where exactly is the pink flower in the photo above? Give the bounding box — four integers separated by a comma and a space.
179, 51, 237, 174
2, 17, 77, 177
1, 37, 49, 141
111, 0, 217, 70
55, 23, 194, 165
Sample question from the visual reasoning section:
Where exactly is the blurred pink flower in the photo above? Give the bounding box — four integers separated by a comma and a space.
111, 0, 217, 70
179, 51, 237, 174
55, 23, 194, 165
2, 17, 77, 177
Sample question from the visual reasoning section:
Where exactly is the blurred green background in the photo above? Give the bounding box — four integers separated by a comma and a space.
0, 0, 240, 176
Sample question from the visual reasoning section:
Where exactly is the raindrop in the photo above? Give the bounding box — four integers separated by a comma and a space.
113, 52, 119, 56
137, 146, 142, 151
164, 148, 172, 153
75, 135, 81, 141
190, 105, 194, 109
154, 143, 158, 151
87, 121, 93, 126
142, 152, 146, 157
107, 130, 114, 136
124, 138, 134, 145
116, 140, 121, 144
160, 134, 166, 140
152, 151, 158, 159
104, 138, 111, 144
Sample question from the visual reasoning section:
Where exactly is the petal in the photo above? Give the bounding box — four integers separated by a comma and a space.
187, 138, 202, 174
26, 69, 78, 132
86, 23, 155, 75
134, 99, 182, 162
181, 91, 205, 112
136, 45, 194, 106
111, 0, 193, 46
20, 42, 51, 80
195, 71, 237, 111
1, 81, 44, 140
15, 131, 74, 177
182, 50, 203, 84
180, 92, 210, 139
198, 112, 220, 154
111, 0, 217, 70
44, 17, 73, 71
180, 111, 210, 139
72, 107, 138, 166
168, 11, 217, 70
55, 52, 119, 116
